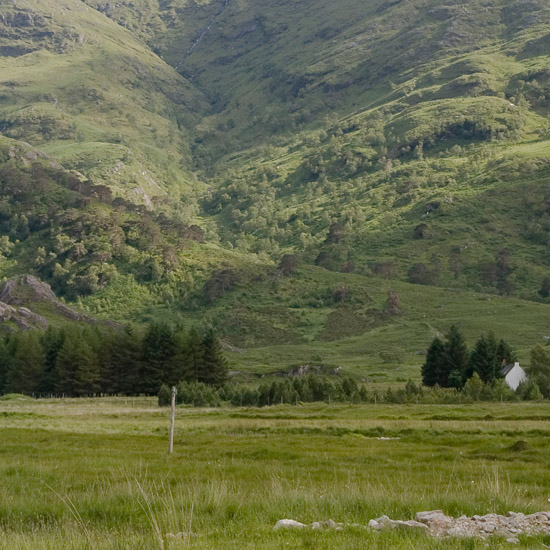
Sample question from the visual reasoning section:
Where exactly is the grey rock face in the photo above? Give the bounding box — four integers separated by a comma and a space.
0, 274, 99, 330
0, 274, 56, 305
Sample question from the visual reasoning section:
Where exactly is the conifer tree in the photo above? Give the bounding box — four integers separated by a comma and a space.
496, 338, 516, 366
141, 321, 176, 394
200, 329, 228, 387
6, 332, 45, 394
39, 327, 65, 395
183, 327, 204, 383
56, 330, 100, 397
443, 325, 468, 387
421, 336, 445, 386
469, 334, 499, 384
99, 327, 141, 395
0, 337, 12, 394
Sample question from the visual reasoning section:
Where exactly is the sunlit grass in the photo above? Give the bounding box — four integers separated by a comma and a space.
0, 398, 548, 548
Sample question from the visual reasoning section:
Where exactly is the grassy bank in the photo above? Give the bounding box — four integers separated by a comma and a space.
0, 398, 549, 548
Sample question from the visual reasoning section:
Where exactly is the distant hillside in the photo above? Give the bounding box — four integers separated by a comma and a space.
0, 0, 209, 205
0, 0, 550, 373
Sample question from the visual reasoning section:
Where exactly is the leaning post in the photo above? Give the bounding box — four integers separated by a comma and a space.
169, 386, 177, 454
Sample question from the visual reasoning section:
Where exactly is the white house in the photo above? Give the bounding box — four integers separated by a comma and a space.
501, 362, 528, 391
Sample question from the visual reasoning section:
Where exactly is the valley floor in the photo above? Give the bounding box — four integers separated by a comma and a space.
0, 397, 549, 549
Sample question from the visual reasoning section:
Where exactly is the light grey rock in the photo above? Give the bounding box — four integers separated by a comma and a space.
310, 519, 344, 530
273, 519, 307, 530
369, 516, 429, 533
0, 302, 15, 321
17, 307, 48, 327
0, 275, 56, 305
416, 510, 447, 522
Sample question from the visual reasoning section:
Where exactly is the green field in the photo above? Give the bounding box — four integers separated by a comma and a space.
1, 397, 549, 549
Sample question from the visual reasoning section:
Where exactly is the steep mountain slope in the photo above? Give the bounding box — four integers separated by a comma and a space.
173, 0, 550, 299
83, 0, 550, 298
0, 0, 209, 206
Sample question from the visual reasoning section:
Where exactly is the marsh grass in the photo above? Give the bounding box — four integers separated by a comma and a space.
0, 398, 549, 548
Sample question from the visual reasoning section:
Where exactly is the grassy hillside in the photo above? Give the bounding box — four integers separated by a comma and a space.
0, 0, 209, 206
0, 0, 549, 375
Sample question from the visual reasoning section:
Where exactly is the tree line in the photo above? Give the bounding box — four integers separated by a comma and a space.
0, 322, 227, 397
159, 374, 545, 409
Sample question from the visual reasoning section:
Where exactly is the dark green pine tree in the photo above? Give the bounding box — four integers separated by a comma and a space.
0, 337, 13, 394
200, 329, 228, 387
182, 328, 204, 383
141, 321, 177, 394
5, 332, 45, 395
443, 325, 468, 387
39, 326, 66, 395
421, 336, 445, 387
496, 338, 516, 367
56, 330, 100, 397
100, 325, 143, 395
468, 334, 500, 384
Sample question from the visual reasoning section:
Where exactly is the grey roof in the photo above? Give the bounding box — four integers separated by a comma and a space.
501, 363, 516, 376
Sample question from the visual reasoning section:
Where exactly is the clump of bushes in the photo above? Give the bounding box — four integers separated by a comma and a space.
159, 375, 367, 407
159, 372, 547, 408
159, 381, 222, 407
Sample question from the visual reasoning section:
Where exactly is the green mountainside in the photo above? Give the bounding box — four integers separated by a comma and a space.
1, 0, 550, 375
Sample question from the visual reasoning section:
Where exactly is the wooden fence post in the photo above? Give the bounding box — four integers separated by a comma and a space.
169, 386, 177, 454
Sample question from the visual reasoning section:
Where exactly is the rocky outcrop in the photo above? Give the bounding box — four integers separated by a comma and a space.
0, 301, 16, 322
16, 307, 48, 328
0, 275, 56, 305
0, 274, 98, 330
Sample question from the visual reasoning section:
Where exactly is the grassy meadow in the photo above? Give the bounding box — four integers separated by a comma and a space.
1, 397, 549, 549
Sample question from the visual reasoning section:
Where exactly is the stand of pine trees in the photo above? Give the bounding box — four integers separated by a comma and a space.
0, 322, 228, 397
421, 325, 516, 388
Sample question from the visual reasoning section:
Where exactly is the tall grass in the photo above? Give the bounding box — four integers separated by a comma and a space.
0, 398, 548, 548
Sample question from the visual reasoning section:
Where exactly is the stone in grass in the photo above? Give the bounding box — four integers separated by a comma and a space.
369, 515, 429, 533
310, 519, 344, 530
415, 510, 455, 535
273, 519, 307, 530
166, 532, 185, 539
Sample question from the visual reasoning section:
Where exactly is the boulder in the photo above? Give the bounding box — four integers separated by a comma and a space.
273, 519, 307, 530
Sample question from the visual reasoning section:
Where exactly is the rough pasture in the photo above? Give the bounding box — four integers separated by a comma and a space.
0, 397, 549, 549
